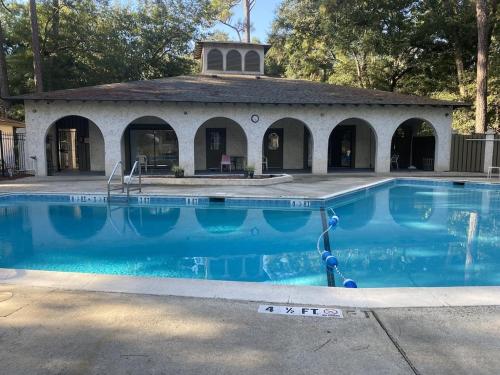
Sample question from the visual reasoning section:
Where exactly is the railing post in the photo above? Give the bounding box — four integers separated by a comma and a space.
0, 130, 4, 177
121, 161, 124, 193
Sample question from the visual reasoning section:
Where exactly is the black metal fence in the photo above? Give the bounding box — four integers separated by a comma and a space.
0, 131, 33, 177
494, 134, 500, 168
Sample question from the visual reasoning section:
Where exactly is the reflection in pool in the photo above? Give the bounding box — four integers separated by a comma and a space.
128, 206, 180, 238
0, 182, 499, 287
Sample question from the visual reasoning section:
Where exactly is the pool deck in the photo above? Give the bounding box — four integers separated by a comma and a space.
0, 171, 496, 198
1, 173, 500, 374
0, 284, 499, 375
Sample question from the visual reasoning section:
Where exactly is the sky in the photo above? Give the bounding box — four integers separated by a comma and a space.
212, 0, 283, 43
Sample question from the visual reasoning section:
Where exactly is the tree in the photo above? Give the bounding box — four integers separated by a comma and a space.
475, 0, 498, 133
29, 0, 43, 92
211, 0, 255, 42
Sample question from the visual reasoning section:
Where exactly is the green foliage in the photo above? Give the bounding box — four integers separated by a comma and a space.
267, 0, 499, 133
1, 0, 216, 97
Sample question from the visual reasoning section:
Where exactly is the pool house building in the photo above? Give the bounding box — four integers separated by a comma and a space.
17, 41, 465, 177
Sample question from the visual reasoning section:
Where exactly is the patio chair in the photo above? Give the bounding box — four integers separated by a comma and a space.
390, 154, 399, 170
137, 154, 148, 173
220, 154, 231, 172
262, 156, 268, 171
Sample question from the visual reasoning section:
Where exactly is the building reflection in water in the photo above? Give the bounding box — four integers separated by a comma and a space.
195, 208, 247, 234
49, 205, 107, 240
389, 186, 434, 228
263, 209, 312, 232
127, 206, 180, 238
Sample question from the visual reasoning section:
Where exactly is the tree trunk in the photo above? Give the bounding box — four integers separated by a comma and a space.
475, 0, 488, 133
0, 20, 10, 118
454, 46, 467, 98
29, 0, 44, 93
243, 0, 251, 43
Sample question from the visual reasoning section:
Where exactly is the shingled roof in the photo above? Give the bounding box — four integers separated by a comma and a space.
12, 74, 467, 107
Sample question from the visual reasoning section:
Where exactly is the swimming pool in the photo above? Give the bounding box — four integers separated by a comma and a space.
0, 179, 499, 288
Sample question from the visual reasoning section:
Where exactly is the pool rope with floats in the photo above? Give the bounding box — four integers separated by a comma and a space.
316, 208, 357, 288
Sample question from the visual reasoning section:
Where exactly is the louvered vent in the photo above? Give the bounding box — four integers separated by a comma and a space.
207, 49, 223, 71
245, 51, 260, 72
226, 50, 242, 71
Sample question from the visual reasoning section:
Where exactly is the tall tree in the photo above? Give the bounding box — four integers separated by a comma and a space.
475, 0, 498, 133
0, 19, 9, 117
29, 0, 43, 92
243, 0, 255, 42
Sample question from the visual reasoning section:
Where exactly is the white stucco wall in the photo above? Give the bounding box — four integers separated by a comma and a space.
88, 121, 105, 172
354, 123, 376, 169
24, 100, 453, 177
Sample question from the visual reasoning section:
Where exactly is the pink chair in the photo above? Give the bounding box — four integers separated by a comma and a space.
220, 154, 231, 172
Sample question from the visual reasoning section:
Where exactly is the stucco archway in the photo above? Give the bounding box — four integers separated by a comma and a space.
391, 118, 436, 171
262, 118, 313, 173
194, 117, 248, 173
121, 116, 179, 174
328, 118, 376, 171
45, 115, 105, 175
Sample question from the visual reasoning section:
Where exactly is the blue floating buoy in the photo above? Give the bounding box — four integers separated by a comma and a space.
321, 251, 331, 261
325, 255, 338, 268
343, 279, 357, 288
328, 215, 339, 228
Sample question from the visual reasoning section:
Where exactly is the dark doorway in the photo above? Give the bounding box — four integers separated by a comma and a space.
391, 120, 435, 171
329, 125, 356, 168
263, 128, 284, 169
206, 128, 226, 170
125, 124, 179, 173
56, 116, 90, 172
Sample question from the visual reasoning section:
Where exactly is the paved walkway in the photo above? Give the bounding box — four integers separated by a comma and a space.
0, 172, 493, 198
0, 285, 499, 375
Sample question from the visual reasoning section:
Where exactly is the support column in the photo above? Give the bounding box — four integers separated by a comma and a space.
312, 131, 328, 175
26, 117, 48, 176
375, 137, 391, 173
178, 132, 195, 176
483, 130, 495, 173
435, 127, 452, 172
248, 138, 262, 175
104, 134, 122, 177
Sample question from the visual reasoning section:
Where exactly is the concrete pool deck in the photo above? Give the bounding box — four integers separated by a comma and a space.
0, 284, 499, 375
0, 171, 496, 198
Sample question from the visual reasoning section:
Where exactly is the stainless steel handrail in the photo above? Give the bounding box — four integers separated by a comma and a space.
126, 159, 142, 199
107, 161, 124, 202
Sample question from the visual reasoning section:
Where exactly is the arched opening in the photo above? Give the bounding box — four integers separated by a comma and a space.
127, 206, 180, 238
195, 208, 248, 234
244, 50, 260, 72
262, 118, 312, 173
45, 115, 105, 175
122, 116, 179, 174
389, 186, 434, 228
391, 118, 436, 171
207, 48, 223, 71
263, 210, 312, 232
194, 117, 248, 174
49, 205, 107, 240
226, 50, 242, 71
328, 118, 376, 171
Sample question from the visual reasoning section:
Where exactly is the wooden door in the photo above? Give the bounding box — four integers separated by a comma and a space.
263, 128, 284, 169
206, 128, 226, 170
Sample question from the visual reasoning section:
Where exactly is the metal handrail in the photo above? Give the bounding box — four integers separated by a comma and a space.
126, 159, 142, 198
107, 161, 124, 201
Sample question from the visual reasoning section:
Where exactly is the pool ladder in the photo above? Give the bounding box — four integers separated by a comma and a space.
107, 160, 142, 203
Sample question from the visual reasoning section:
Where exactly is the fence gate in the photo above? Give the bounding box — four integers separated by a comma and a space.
0, 131, 32, 177
450, 133, 486, 172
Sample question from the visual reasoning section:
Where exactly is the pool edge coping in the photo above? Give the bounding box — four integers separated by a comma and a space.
1, 268, 499, 308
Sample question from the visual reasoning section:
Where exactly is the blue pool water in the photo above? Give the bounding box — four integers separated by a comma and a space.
0, 180, 499, 288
